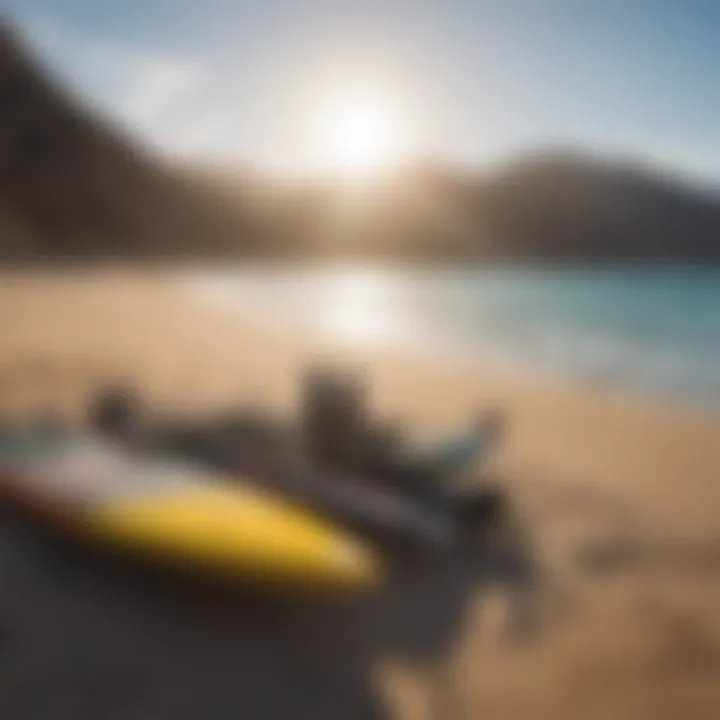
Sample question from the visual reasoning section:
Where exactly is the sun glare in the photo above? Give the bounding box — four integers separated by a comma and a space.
313, 90, 409, 178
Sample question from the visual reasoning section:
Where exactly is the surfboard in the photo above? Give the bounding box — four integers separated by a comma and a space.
0, 432, 380, 592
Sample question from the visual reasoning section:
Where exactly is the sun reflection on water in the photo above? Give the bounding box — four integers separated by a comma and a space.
317, 272, 397, 344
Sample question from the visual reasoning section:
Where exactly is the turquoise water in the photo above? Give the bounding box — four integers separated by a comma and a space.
194, 267, 720, 411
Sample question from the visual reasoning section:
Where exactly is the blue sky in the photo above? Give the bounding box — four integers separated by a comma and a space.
5, 0, 720, 182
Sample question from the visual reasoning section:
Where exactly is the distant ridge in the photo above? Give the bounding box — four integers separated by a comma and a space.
0, 20, 718, 262
471, 150, 720, 261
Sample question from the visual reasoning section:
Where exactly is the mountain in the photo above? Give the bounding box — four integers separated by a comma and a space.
472, 151, 720, 261
0, 22, 260, 261
0, 20, 718, 263
231, 154, 720, 262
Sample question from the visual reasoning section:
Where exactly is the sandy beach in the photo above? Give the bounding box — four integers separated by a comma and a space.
1, 270, 720, 719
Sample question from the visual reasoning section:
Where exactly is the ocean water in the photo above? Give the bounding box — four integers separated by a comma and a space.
193, 266, 720, 411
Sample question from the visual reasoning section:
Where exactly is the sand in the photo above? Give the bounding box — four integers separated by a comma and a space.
0, 269, 719, 719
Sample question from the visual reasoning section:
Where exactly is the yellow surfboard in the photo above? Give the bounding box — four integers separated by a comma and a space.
0, 434, 380, 592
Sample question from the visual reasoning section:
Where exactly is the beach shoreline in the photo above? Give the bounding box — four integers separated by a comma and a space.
2, 270, 720, 718
190, 265, 720, 417
1, 270, 719, 525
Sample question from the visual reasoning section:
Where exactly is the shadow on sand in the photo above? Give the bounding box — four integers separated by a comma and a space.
3, 468, 720, 719
0, 498, 542, 720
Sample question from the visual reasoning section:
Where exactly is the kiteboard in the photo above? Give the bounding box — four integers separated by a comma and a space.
0, 432, 380, 592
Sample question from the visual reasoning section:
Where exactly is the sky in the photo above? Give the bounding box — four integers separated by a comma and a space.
4, 0, 720, 182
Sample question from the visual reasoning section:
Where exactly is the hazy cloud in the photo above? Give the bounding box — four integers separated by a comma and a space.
111, 53, 203, 126
21, 14, 205, 136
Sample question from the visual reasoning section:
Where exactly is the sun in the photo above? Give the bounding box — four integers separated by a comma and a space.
312, 90, 409, 178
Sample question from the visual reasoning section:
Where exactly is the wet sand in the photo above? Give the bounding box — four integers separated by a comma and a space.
1, 270, 720, 719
